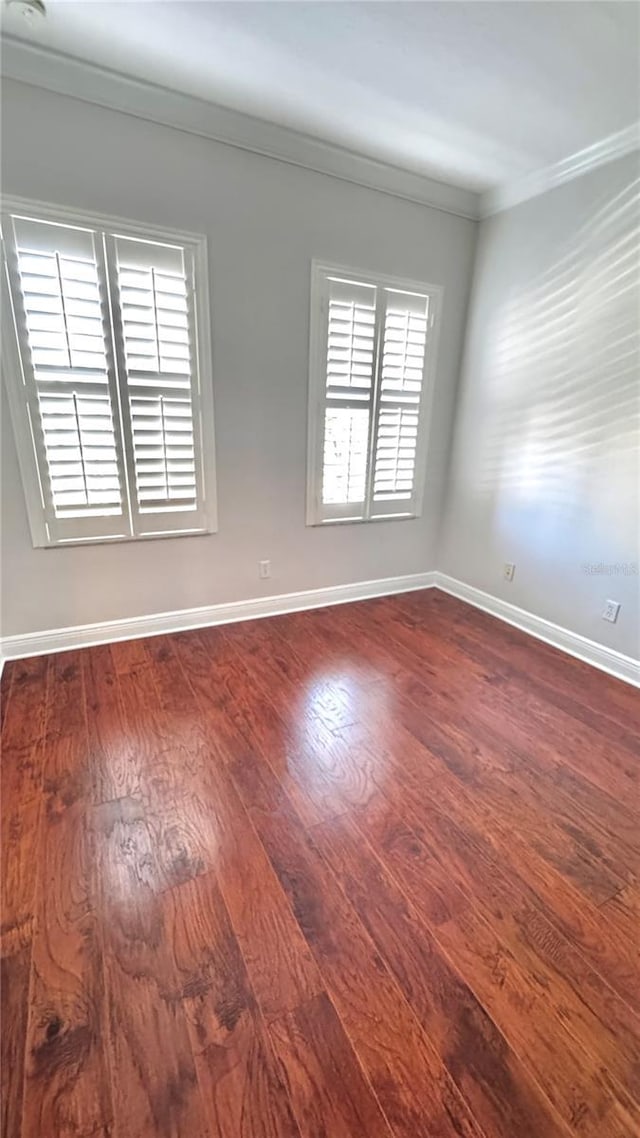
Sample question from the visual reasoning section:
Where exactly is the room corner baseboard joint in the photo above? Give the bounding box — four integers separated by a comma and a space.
434, 573, 640, 688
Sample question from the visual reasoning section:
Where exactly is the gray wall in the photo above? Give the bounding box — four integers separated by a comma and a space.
4, 79, 637, 662
1, 79, 476, 637
439, 153, 640, 658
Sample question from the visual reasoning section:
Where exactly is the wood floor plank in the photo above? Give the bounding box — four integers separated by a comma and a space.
143, 749, 218, 893
204, 772, 324, 1024
388, 588, 637, 753
22, 802, 113, 1138
318, 808, 640, 1137
547, 763, 639, 881
3, 590, 638, 1136
394, 591, 637, 769
107, 638, 216, 893
172, 628, 330, 827
268, 993, 394, 1138
407, 590, 640, 738
356, 786, 640, 1108
84, 644, 142, 804
165, 635, 325, 1023
168, 870, 302, 1138
91, 797, 209, 1138
269, 607, 386, 691
341, 659, 640, 1007
230, 747, 488, 1138
1, 932, 32, 1138
108, 637, 151, 677
312, 811, 574, 1138
1, 656, 49, 1138
1, 656, 49, 951
323, 593, 638, 892
170, 627, 276, 766
393, 605, 640, 884
217, 626, 368, 825
222, 630, 378, 822
252, 614, 379, 733
108, 643, 173, 758
599, 885, 640, 950
353, 703, 640, 1018
139, 632, 281, 898
342, 597, 636, 894
42, 651, 92, 818
434, 905, 640, 1137
19, 650, 115, 1137
0, 659, 15, 734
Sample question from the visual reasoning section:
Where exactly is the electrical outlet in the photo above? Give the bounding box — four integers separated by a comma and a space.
259, 559, 271, 580
503, 562, 516, 582
602, 600, 620, 624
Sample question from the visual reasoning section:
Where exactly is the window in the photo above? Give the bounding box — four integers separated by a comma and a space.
306, 261, 441, 525
1, 199, 216, 546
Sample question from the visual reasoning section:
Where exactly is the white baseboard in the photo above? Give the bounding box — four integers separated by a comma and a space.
3, 568, 637, 688
0, 572, 436, 662
434, 573, 640, 688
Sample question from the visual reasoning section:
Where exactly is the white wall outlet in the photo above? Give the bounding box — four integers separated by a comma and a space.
503, 562, 516, 582
602, 600, 620, 623
259, 559, 271, 580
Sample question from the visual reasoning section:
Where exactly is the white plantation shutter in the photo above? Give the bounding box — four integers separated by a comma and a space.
370, 289, 429, 517
108, 235, 207, 535
307, 263, 440, 525
4, 215, 130, 543
321, 277, 376, 516
2, 203, 216, 547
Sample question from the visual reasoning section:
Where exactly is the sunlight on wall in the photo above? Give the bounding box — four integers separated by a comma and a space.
477, 179, 639, 556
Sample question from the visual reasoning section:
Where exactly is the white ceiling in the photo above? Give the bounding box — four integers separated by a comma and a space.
2, 1, 638, 192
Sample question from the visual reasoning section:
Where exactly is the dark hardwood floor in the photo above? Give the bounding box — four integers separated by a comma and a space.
1, 588, 639, 1138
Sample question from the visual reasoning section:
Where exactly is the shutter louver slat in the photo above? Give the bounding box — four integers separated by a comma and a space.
129, 394, 196, 506
13, 219, 125, 523
321, 278, 376, 507
373, 293, 429, 505
114, 238, 200, 515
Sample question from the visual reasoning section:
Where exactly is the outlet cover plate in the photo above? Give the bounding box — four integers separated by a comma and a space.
602, 600, 620, 623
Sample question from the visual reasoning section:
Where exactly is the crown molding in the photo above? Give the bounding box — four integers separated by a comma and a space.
0, 35, 481, 221
481, 122, 640, 216
4, 36, 634, 226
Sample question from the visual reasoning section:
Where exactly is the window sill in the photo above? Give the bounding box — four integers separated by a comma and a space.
306, 512, 418, 527
36, 525, 217, 550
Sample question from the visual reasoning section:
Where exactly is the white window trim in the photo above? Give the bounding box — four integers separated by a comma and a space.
1, 195, 218, 547
306, 259, 443, 527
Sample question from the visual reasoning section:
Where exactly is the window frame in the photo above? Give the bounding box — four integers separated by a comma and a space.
306, 259, 443, 527
1, 195, 218, 548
